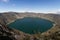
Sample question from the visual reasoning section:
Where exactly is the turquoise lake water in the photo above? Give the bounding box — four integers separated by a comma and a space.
8, 17, 53, 34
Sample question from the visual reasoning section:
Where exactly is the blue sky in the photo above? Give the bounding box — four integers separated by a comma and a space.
0, 0, 60, 13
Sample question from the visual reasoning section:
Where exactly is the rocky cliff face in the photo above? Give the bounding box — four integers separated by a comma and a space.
0, 12, 60, 40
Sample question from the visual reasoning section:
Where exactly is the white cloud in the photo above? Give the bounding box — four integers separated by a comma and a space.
1, 0, 9, 2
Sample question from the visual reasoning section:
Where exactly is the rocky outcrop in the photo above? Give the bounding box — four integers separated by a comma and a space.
0, 24, 16, 40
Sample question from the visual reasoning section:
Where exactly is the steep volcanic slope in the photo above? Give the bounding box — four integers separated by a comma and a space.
0, 13, 17, 24
0, 12, 60, 40
0, 12, 56, 24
